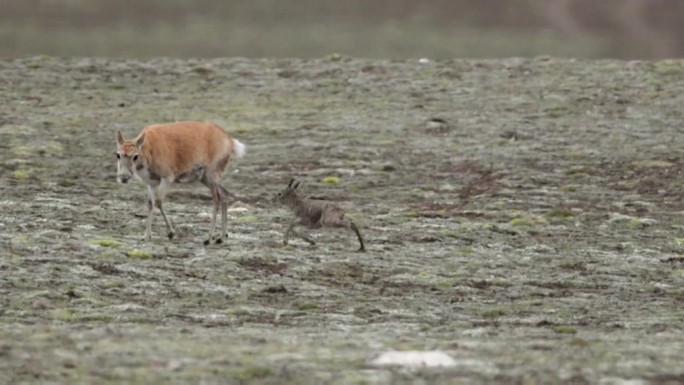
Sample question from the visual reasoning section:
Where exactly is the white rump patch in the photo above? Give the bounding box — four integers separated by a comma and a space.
233, 139, 246, 159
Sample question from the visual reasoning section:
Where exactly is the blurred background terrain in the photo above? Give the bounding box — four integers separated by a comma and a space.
1, 0, 683, 60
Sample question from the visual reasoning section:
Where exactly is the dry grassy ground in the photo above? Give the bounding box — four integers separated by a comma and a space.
1, 56, 684, 384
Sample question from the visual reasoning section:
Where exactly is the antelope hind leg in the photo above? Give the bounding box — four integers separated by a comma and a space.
204, 184, 221, 245
155, 181, 175, 240
214, 184, 230, 245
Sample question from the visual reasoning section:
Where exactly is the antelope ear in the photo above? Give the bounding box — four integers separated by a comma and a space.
116, 130, 125, 145
288, 178, 294, 188
293, 182, 300, 190
135, 133, 145, 150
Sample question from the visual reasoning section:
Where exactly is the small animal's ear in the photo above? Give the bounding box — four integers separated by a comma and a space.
135, 133, 145, 150
288, 178, 294, 188
116, 130, 125, 145
293, 181, 300, 190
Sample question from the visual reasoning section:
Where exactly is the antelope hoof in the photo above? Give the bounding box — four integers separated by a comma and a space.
143, 234, 152, 242
204, 238, 212, 246
357, 247, 366, 253
214, 237, 223, 245
167, 232, 174, 240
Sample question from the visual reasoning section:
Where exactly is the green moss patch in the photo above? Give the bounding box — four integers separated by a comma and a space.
89, 239, 122, 248
321, 176, 341, 185
127, 249, 154, 259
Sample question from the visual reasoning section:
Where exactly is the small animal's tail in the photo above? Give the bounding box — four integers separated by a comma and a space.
233, 138, 246, 159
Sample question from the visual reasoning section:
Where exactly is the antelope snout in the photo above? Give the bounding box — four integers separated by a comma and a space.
118, 175, 131, 184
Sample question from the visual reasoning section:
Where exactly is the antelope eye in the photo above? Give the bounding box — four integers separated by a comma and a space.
116, 152, 121, 159
132, 154, 139, 161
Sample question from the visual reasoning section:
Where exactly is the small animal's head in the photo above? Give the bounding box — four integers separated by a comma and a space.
272, 178, 300, 204
115, 130, 145, 184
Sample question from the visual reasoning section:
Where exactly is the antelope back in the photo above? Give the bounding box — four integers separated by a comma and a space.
116, 121, 238, 184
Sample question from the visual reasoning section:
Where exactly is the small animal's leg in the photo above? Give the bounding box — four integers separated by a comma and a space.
349, 221, 366, 252
283, 219, 315, 246
322, 212, 364, 251
283, 220, 298, 246
144, 186, 156, 241
156, 181, 175, 240
292, 228, 316, 245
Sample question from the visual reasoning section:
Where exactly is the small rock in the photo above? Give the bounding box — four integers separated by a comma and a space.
167, 359, 189, 371
598, 377, 647, 385
499, 130, 532, 141
228, 201, 252, 213
608, 213, 634, 223
369, 350, 457, 368
461, 327, 490, 337
32, 298, 53, 310
333, 168, 356, 176
426, 118, 449, 131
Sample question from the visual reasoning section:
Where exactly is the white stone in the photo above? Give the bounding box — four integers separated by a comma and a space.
369, 350, 457, 368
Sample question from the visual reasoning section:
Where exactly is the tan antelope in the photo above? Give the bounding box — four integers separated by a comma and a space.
272, 179, 366, 252
115, 121, 246, 245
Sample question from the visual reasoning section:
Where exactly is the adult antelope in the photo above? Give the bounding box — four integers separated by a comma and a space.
115, 121, 246, 245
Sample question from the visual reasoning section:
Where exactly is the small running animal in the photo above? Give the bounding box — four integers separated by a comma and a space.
272, 179, 365, 252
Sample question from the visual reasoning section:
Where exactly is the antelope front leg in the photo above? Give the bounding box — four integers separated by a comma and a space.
156, 199, 175, 240
144, 186, 156, 241
153, 180, 175, 240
